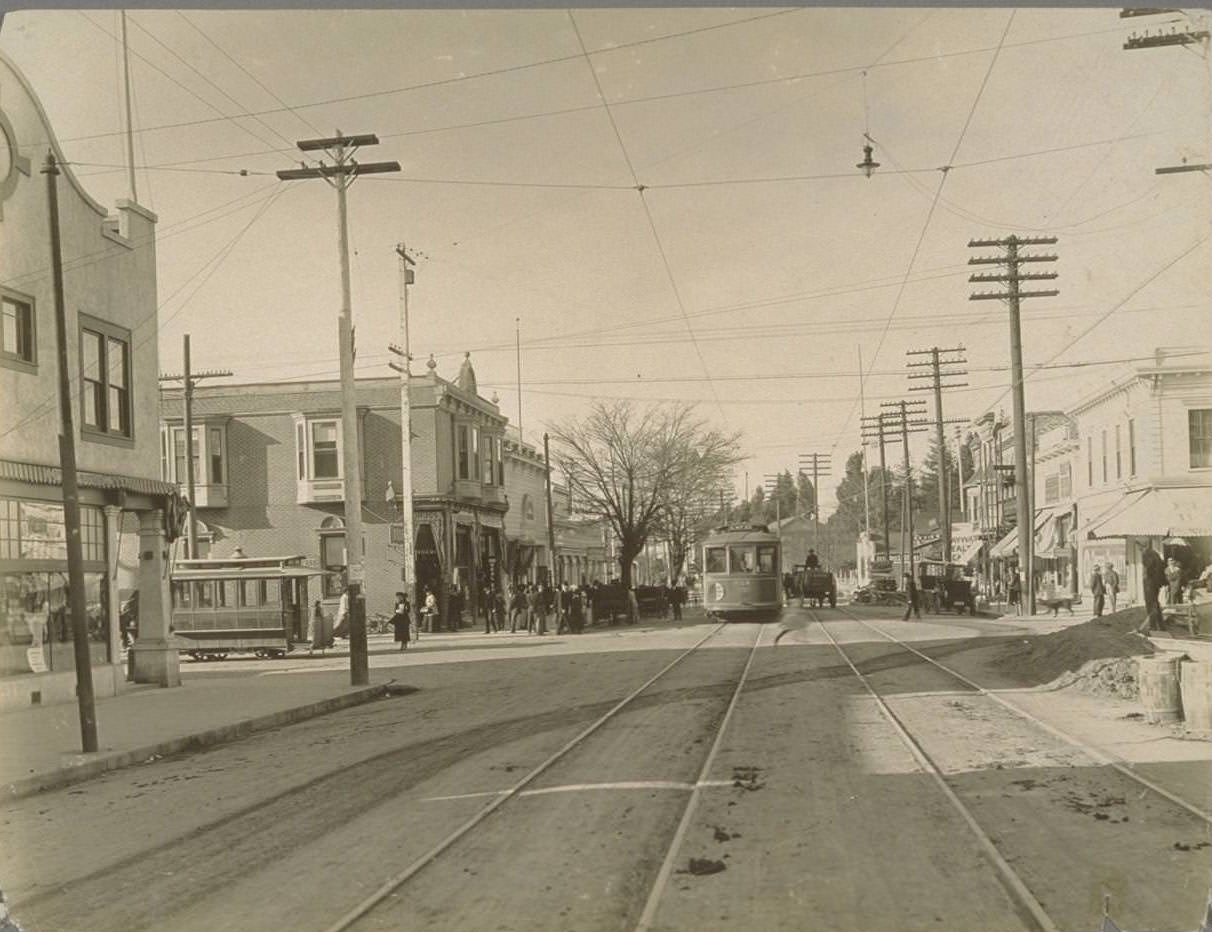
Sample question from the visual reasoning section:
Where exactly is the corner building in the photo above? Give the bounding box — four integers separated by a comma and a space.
1, 52, 179, 710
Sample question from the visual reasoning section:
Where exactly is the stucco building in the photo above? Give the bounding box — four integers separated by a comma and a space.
1, 52, 179, 709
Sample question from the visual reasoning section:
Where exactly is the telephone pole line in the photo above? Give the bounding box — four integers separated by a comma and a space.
906, 345, 968, 563
969, 235, 1059, 617
859, 411, 899, 565
879, 400, 929, 581
797, 453, 832, 556
278, 132, 400, 686
388, 244, 417, 606
159, 336, 232, 558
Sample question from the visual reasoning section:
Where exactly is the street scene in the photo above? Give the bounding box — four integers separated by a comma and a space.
1, 6, 1211, 932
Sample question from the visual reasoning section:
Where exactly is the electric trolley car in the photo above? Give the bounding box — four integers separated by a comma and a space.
700, 525, 783, 621
170, 555, 325, 660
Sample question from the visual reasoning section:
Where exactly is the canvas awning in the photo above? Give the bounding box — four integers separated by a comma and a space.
1086, 487, 1212, 539
956, 537, 984, 565
988, 509, 1055, 560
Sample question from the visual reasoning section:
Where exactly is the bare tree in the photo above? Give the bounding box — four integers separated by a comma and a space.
550, 401, 741, 589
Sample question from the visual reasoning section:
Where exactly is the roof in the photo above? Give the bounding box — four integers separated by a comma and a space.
0, 459, 176, 499
703, 526, 780, 544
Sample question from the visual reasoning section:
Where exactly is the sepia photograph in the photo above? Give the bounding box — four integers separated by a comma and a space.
0, 4, 1210, 930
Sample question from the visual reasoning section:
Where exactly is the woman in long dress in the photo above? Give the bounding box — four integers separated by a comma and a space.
391, 592, 411, 651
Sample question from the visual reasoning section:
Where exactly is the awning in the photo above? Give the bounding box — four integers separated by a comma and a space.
956, 537, 984, 564
171, 566, 328, 580
988, 508, 1054, 559
1087, 486, 1212, 539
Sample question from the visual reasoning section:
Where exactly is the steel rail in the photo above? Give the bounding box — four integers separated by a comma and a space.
809, 607, 1061, 932
836, 605, 1212, 827
323, 622, 730, 932
634, 622, 769, 932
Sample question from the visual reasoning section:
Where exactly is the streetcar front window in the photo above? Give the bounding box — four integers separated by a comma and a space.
756, 544, 777, 574
729, 547, 755, 573
705, 547, 726, 574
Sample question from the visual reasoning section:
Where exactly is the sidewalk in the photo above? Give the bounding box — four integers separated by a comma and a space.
0, 667, 405, 801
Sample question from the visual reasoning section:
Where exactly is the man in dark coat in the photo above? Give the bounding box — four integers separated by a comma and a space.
1140, 542, 1167, 634
1090, 566, 1105, 618
901, 572, 921, 621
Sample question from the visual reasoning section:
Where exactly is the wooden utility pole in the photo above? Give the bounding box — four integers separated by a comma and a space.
159, 337, 232, 558
860, 411, 903, 563
871, 400, 928, 582
906, 345, 968, 563
278, 133, 400, 685
44, 152, 97, 753
389, 245, 417, 606
969, 235, 1058, 617
798, 453, 831, 555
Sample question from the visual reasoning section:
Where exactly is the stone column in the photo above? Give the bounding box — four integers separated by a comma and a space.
131, 508, 181, 687
102, 505, 124, 671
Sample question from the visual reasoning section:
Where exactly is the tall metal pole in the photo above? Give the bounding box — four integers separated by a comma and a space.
119, 11, 138, 203
544, 433, 558, 587
44, 153, 98, 752
183, 335, 197, 560
396, 245, 416, 607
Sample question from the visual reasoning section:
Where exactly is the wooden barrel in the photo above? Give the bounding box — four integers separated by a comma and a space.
1138, 655, 1183, 725
1179, 661, 1212, 733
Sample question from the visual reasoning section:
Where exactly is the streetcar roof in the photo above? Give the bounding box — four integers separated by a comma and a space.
702, 527, 779, 544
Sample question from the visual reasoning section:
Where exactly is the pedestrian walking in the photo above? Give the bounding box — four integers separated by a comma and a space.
557, 583, 572, 634
509, 585, 526, 633
1090, 565, 1105, 617
484, 586, 500, 634
332, 585, 352, 640
1139, 542, 1167, 634
310, 600, 331, 651
525, 584, 538, 633
1007, 574, 1022, 616
901, 572, 921, 621
390, 591, 411, 651
1104, 563, 1120, 613
671, 583, 684, 620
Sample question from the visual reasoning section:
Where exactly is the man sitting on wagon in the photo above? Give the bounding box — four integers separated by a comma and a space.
804, 548, 820, 570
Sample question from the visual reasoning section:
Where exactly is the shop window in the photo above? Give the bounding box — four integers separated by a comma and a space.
0, 499, 104, 562
0, 572, 110, 674
1190, 409, 1212, 469
79, 316, 132, 440
0, 290, 35, 369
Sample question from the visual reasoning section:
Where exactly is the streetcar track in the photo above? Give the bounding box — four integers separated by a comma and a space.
323, 621, 744, 932
832, 604, 1212, 826
634, 622, 768, 932
805, 605, 1061, 932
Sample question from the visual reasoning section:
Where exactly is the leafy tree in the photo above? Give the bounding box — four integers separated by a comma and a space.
551, 401, 741, 588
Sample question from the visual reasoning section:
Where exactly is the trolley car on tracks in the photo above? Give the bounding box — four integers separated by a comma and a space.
700, 525, 783, 621
170, 555, 325, 660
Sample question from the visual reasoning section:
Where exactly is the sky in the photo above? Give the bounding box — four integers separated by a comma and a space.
2, 6, 1209, 517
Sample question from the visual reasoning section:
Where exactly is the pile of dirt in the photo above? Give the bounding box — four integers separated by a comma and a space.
992, 607, 1156, 696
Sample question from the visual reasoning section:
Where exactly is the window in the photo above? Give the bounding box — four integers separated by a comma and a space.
1059, 462, 1072, 499
457, 425, 470, 480
194, 581, 214, 609
296, 423, 306, 479
705, 547, 726, 573
1086, 436, 1093, 487
321, 533, 346, 597
472, 428, 481, 481
210, 427, 224, 483
1190, 409, 1212, 469
496, 439, 505, 486
173, 428, 199, 485
1114, 424, 1122, 479
0, 499, 104, 562
79, 318, 132, 439
1128, 419, 1136, 476
1100, 430, 1107, 484
483, 434, 494, 484
0, 291, 35, 367
729, 546, 755, 573
756, 545, 777, 574
311, 421, 340, 478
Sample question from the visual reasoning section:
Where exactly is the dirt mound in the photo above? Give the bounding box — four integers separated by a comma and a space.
992, 607, 1155, 694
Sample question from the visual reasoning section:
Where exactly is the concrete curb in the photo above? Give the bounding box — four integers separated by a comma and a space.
2, 680, 413, 802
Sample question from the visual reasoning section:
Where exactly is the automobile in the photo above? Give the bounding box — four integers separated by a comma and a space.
917, 560, 977, 615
